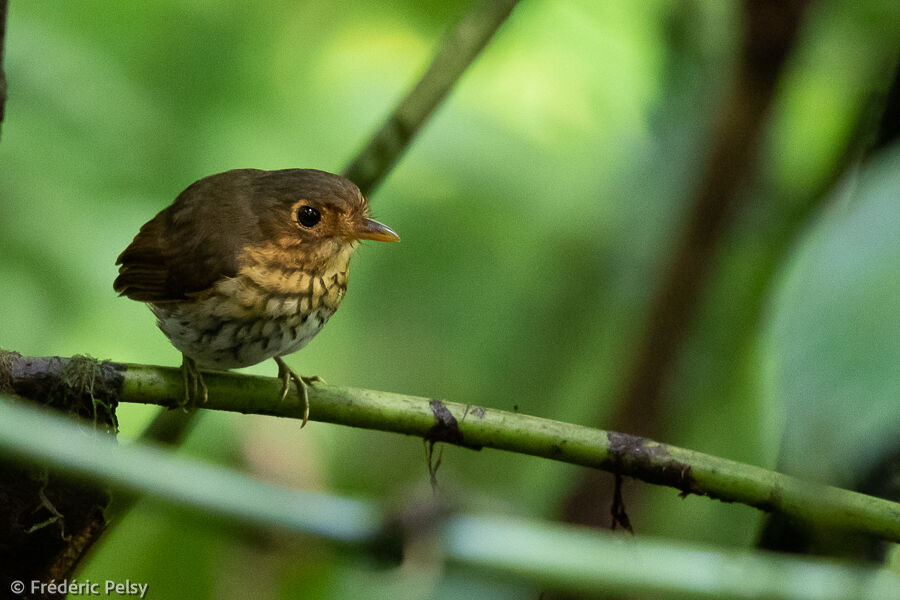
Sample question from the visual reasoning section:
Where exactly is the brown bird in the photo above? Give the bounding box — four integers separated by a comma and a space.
113, 168, 399, 425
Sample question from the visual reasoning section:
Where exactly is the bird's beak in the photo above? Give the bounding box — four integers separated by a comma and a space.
352, 218, 400, 242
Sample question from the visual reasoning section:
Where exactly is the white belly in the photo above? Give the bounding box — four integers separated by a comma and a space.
152, 300, 334, 370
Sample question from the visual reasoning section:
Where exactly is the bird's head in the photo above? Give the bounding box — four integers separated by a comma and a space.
248, 169, 399, 271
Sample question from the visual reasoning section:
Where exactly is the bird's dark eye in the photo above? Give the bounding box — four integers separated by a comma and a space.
296, 205, 321, 228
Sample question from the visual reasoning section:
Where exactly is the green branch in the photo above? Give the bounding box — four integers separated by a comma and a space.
0, 397, 896, 600
124, 364, 900, 543
3, 352, 898, 544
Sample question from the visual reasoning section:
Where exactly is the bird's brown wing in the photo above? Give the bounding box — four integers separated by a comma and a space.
115, 168, 346, 302
113, 211, 175, 301
113, 181, 252, 302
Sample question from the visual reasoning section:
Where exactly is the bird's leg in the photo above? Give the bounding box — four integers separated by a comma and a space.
180, 355, 208, 410
274, 356, 322, 428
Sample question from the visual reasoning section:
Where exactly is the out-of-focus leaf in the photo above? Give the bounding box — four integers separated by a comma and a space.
764, 144, 900, 486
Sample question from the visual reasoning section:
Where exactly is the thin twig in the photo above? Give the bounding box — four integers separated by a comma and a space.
343, 0, 519, 195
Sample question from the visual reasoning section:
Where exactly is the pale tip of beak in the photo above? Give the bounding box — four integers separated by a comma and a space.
353, 218, 400, 242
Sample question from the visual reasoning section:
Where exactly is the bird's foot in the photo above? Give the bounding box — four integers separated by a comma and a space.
180, 355, 208, 411
274, 356, 322, 428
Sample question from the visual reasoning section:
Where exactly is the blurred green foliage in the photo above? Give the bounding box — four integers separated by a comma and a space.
1, 0, 898, 598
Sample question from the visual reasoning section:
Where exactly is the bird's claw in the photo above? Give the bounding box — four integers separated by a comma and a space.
180, 355, 208, 411
275, 357, 320, 428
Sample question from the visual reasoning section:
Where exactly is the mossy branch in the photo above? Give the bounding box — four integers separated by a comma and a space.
3, 351, 899, 544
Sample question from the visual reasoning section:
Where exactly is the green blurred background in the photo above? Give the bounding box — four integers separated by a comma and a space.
1, 0, 899, 598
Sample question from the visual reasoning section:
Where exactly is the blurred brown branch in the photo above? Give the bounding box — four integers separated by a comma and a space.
618, 0, 814, 451
562, 0, 814, 531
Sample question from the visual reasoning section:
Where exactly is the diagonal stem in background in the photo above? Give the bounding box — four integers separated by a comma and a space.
343, 0, 520, 196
